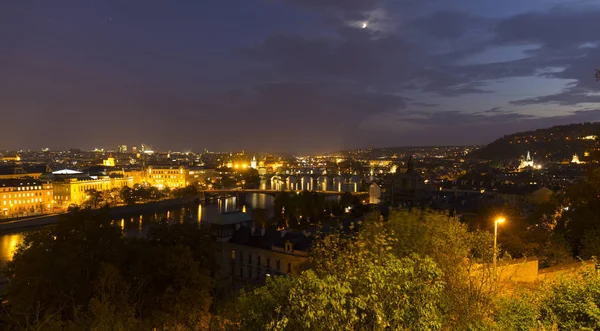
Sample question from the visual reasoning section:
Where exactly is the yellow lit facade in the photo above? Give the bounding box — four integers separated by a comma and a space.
102, 153, 116, 167
124, 169, 144, 185
145, 166, 188, 189
0, 179, 53, 217
53, 176, 132, 209
0, 154, 21, 162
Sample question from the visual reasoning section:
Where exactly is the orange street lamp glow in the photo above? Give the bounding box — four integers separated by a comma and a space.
493, 216, 506, 282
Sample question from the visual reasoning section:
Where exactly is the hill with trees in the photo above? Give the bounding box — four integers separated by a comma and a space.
468, 122, 600, 161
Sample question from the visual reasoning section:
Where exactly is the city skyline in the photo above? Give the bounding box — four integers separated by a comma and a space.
2, 0, 600, 154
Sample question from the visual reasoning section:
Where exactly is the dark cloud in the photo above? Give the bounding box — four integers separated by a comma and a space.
411, 10, 492, 39
511, 87, 600, 106
473, 106, 506, 114
495, 7, 600, 48
358, 109, 600, 147
489, 6, 600, 106
411, 102, 439, 107
288, 0, 380, 12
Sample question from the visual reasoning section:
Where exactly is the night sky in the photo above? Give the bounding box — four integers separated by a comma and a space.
2, 0, 600, 154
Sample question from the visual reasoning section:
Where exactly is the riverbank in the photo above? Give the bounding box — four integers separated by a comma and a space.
0, 196, 201, 232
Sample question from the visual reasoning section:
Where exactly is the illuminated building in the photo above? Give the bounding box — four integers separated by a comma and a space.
123, 168, 144, 185
118, 145, 128, 153
145, 166, 188, 189
188, 167, 218, 184
0, 154, 20, 162
518, 151, 541, 170
369, 181, 384, 204
50, 169, 132, 209
251, 155, 257, 169
571, 154, 581, 164
102, 153, 116, 167
0, 179, 53, 217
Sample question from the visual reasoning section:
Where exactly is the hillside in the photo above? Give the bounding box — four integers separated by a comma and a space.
468, 122, 600, 161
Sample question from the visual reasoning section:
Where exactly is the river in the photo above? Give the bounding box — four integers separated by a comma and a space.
0, 193, 275, 263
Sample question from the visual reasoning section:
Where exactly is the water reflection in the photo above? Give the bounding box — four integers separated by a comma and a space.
0, 233, 25, 262
0, 194, 275, 262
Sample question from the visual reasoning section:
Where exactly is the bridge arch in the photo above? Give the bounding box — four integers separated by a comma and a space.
271, 175, 284, 191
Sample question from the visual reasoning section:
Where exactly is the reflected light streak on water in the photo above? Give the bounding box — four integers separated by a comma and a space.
0, 194, 275, 262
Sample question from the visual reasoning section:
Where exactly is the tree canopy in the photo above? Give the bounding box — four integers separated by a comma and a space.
0, 208, 213, 330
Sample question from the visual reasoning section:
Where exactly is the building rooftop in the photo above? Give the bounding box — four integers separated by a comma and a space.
0, 178, 43, 187
52, 169, 84, 175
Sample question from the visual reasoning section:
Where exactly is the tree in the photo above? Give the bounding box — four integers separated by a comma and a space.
83, 189, 104, 209
241, 168, 260, 189
172, 184, 199, 198
0, 209, 213, 330
493, 264, 600, 330
101, 187, 122, 206
382, 209, 501, 329
273, 192, 296, 228
251, 208, 270, 228
119, 186, 136, 205
579, 227, 600, 260
146, 186, 163, 201
553, 168, 600, 256
231, 217, 445, 330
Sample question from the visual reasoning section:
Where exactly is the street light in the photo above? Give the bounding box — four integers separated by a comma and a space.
493, 217, 505, 281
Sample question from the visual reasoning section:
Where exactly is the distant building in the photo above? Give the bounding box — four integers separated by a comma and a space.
188, 167, 218, 184
375, 155, 430, 206
118, 145, 128, 153
0, 165, 49, 180
213, 224, 310, 289
0, 154, 20, 162
493, 185, 554, 207
571, 154, 581, 164
0, 179, 53, 217
144, 165, 188, 189
250, 155, 258, 169
369, 181, 384, 204
50, 169, 132, 209
102, 153, 116, 167
518, 151, 541, 170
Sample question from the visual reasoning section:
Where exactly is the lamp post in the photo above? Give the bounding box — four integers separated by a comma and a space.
493, 217, 505, 281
